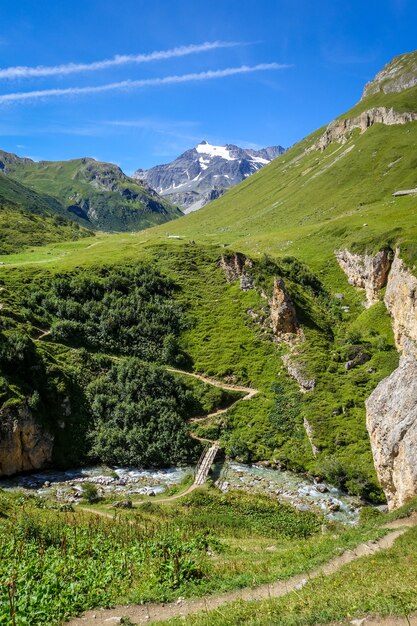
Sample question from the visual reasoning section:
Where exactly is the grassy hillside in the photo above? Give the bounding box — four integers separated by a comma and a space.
167, 502, 417, 626
1, 485, 386, 626
148, 85, 417, 275
0, 238, 397, 501
1, 50, 417, 626
0, 172, 91, 253
0, 151, 182, 233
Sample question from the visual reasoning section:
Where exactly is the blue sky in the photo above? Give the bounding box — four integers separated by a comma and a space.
0, 0, 415, 173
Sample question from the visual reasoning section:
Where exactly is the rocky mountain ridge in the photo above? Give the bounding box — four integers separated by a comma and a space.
134, 141, 284, 213
362, 50, 417, 98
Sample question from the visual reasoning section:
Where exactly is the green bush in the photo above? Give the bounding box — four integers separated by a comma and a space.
81, 482, 99, 504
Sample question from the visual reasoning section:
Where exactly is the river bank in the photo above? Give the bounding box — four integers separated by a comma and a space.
0, 460, 367, 523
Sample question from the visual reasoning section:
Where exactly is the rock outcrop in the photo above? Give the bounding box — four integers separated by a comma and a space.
0, 403, 53, 476
366, 356, 417, 510
366, 250, 417, 509
335, 248, 392, 308
362, 51, 417, 98
345, 348, 371, 370
303, 417, 319, 456
219, 253, 254, 291
311, 107, 417, 152
270, 278, 300, 339
384, 251, 417, 356
392, 188, 417, 197
282, 353, 315, 391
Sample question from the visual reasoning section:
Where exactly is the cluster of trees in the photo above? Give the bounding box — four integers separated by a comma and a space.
0, 327, 34, 373
24, 264, 187, 364
86, 358, 198, 467
1, 263, 203, 469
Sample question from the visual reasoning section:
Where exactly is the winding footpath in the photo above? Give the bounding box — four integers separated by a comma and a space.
167, 368, 258, 494
166, 367, 259, 401
80, 369, 259, 509
63, 368, 417, 625
66, 516, 417, 626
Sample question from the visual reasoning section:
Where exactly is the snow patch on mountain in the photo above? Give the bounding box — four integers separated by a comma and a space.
196, 141, 234, 160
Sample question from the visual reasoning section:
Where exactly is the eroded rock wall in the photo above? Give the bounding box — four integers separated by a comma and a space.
366, 250, 417, 509
384, 252, 417, 356
311, 107, 417, 152
366, 356, 417, 510
219, 253, 254, 291
335, 248, 392, 308
0, 403, 53, 476
270, 278, 300, 339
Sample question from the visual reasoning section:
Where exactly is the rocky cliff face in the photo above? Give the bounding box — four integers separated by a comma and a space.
335, 248, 392, 308
365, 250, 417, 509
219, 253, 254, 291
366, 356, 417, 510
384, 251, 417, 356
0, 403, 53, 476
312, 107, 417, 152
335, 245, 417, 508
362, 51, 417, 98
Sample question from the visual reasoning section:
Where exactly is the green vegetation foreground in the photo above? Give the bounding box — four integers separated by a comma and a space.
0, 488, 398, 626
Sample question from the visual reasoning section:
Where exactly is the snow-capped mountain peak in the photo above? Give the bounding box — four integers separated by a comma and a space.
196, 141, 234, 161
133, 140, 285, 213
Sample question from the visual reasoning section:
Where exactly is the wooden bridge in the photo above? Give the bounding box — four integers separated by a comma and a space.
194, 443, 220, 486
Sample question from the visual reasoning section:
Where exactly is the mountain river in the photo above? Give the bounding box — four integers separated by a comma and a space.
0, 461, 365, 524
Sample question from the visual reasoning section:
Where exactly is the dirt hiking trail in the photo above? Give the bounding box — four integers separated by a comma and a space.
66, 517, 417, 626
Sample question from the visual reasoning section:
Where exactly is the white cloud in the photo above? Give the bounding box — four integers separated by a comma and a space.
0, 41, 241, 80
106, 118, 199, 130
0, 63, 288, 105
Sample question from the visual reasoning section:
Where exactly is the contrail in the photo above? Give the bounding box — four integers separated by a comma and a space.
0, 63, 288, 104
0, 41, 242, 80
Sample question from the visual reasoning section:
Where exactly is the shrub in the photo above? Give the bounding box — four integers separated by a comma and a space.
81, 482, 99, 504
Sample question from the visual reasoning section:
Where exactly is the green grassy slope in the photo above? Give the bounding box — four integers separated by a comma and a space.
1, 51, 417, 626
0, 239, 395, 500
148, 85, 417, 276
167, 504, 417, 626
0, 151, 182, 232
0, 172, 91, 253
0, 486, 387, 626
